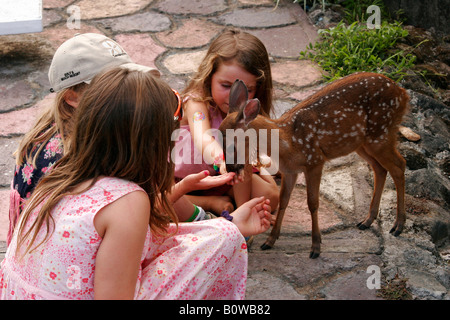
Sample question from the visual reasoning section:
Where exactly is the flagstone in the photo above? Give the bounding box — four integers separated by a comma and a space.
77, 0, 154, 20
162, 50, 207, 75
288, 84, 324, 101
249, 25, 318, 58
114, 34, 166, 71
97, 12, 171, 33
0, 93, 55, 137
42, 9, 63, 28
0, 79, 35, 113
282, 186, 343, 234
156, 18, 223, 49
214, 6, 296, 28
156, 0, 227, 16
0, 137, 21, 187
40, 24, 103, 50
43, 0, 74, 9
271, 60, 323, 88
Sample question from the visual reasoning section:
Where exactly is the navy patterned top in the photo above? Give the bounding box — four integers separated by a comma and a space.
13, 133, 64, 202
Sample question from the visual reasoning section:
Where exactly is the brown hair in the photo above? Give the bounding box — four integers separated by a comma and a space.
183, 29, 273, 116
16, 67, 179, 256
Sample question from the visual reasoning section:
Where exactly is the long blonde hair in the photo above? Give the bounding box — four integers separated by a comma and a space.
16, 67, 179, 256
14, 82, 87, 167
183, 29, 273, 116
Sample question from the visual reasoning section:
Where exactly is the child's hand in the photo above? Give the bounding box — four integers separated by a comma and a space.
230, 197, 271, 237
181, 170, 235, 192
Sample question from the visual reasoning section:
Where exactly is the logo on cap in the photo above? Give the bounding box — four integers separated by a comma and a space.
102, 40, 127, 58
61, 70, 81, 82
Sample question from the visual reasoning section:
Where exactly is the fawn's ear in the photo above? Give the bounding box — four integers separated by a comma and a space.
243, 98, 260, 126
229, 79, 248, 114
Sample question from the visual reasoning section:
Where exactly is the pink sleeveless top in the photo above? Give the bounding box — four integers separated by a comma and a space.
1, 177, 149, 300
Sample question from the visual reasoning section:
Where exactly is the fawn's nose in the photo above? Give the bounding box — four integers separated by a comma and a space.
226, 163, 244, 175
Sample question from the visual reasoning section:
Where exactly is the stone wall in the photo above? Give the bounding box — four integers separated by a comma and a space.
383, 0, 449, 33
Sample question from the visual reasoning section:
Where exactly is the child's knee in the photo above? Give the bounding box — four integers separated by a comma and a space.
262, 178, 280, 209
268, 187, 279, 210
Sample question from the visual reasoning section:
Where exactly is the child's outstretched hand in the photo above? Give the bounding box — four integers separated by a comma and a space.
230, 197, 271, 237
181, 170, 235, 192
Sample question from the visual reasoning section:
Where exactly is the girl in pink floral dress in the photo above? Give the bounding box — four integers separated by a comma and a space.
1, 67, 271, 300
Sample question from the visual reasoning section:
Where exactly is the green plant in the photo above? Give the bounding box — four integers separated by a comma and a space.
299, 20, 417, 82
340, 0, 387, 23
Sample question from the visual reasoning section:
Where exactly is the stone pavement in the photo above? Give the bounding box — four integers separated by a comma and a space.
0, 0, 449, 300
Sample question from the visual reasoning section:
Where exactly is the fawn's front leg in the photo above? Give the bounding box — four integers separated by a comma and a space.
304, 164, 324, 259
261, 173, 298, 250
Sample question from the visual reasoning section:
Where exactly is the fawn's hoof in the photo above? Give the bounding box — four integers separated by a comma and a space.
389, 227, 403, 237
260, 243, 272, 250
309, 243, 321, 259
357, 221, 370, 230
389, 220, 404, 237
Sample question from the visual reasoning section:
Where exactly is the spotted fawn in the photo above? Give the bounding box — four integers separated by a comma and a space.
219, 73, 409, 258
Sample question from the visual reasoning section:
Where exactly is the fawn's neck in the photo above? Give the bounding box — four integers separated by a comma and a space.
248, 115, 292, 154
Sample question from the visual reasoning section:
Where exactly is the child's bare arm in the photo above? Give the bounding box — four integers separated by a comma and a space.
184, 99, 224, 165
93, 190, 150, 299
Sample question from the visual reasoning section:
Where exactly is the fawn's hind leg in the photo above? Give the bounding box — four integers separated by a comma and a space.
356, 146, 387, 230
369, 144, 406, 236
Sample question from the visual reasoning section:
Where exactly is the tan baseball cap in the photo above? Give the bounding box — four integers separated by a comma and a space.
48, 33, 160, 92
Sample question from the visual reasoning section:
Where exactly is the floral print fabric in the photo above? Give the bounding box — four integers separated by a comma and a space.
8, 132, 64, 245
137, 218, 248, 300
1, 177, 248, 300
14, 133, 64, 201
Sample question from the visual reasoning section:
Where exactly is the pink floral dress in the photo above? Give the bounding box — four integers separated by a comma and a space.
0, 177, 248, 300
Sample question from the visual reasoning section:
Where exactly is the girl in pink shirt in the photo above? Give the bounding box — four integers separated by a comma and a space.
173, 29, 280, 217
